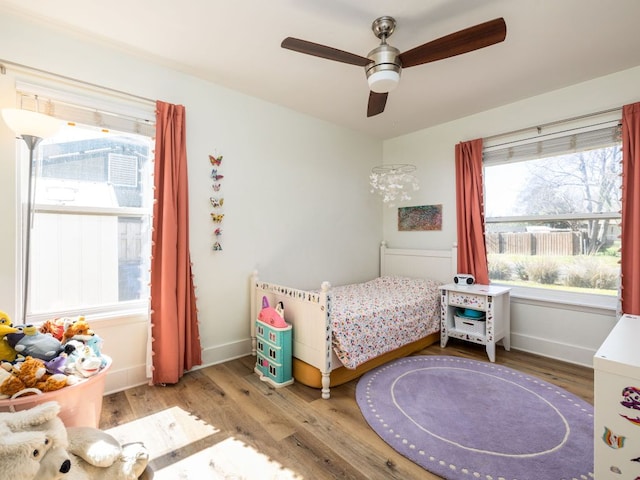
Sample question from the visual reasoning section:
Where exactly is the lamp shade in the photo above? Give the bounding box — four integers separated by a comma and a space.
367, 70, 400, 93
1, 108, 62, 139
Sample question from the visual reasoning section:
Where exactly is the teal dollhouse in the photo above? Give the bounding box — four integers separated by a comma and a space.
254, 298, 293, 387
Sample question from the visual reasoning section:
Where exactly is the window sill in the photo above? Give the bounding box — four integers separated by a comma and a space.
27, 301, 149, 326
493, 283, 618, 316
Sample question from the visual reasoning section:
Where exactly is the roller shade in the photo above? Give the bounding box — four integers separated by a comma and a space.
13, 81, 156, 138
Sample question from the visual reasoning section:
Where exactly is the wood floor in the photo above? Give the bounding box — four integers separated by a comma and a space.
99, 340, 594, 479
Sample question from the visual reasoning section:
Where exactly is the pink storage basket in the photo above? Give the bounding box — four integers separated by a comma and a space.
0, 355, 111, 428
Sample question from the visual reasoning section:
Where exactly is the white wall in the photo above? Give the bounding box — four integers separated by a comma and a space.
0, 12, 383, 393
383, 65, 640, 366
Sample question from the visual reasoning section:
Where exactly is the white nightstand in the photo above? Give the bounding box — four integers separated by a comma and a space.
439, 283, 511, 362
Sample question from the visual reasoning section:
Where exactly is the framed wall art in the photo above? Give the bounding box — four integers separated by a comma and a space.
398, 204, 442, 231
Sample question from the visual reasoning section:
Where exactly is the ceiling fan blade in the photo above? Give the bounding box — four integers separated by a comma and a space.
367, 91, 388, 117
399, 17, 506, 68
281, 37, 371, 67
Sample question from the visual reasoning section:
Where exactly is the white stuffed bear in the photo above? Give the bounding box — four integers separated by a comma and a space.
0, 401, 151, 480
0, 401, 72, 479
0, 419, 59, 479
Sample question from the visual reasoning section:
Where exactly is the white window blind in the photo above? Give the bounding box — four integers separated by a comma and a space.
484, 123, 621, 166
14, 81, 156, 137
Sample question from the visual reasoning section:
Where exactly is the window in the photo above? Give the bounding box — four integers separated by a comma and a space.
14, 85, 155, 322
483, 123, 622, 301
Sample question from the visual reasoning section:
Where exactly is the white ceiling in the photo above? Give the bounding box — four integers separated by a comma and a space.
2, 0, 640, 140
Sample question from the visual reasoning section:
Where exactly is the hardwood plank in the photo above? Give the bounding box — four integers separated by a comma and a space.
100, 341, 594, 479
201, 362, 298, 442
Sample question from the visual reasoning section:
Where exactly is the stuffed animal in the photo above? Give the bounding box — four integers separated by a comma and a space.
62, 317, 95, 344
45, 349, 72, 376
85, 334, 106, 363
8, 324, 64, 361
258, 296, 287, 328
39, 317, 68, 341
0, 420, 54, 479
0, 311, 19, 362
64, 342, 103, 378
0, 365, 26, 397
66, 427, 150, 480
62, 316, 95, 343
0, 356, 69, 398
0, 401, 151, 480
0, 401, 72, 479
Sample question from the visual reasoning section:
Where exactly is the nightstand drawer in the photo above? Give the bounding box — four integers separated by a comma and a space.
447, 291, 487, 310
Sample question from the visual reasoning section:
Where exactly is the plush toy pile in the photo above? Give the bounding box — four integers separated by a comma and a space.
0, 312, 107, 400
0, 400, 150, 479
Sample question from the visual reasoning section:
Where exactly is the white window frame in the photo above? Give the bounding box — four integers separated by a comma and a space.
12, 81, 155, 324
483, 118, 622, 314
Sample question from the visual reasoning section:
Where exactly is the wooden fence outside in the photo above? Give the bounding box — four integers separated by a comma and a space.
486, 231, 583, 256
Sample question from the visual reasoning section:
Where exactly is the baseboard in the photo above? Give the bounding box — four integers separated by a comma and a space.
103, 364, 148, 395
510, 332, 595, 368
103, 339, 253, 395
200, 338, 252, 367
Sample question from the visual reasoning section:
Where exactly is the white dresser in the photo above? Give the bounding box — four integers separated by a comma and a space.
594, 314, 640, 479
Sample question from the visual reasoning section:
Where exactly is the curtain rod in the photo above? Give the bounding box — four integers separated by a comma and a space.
483, 106, 621, 145
0, 59, 156, 106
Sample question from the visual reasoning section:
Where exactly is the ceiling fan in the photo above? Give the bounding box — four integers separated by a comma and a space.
281, 16, 506, 117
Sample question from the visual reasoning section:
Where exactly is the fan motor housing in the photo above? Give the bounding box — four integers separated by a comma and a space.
366, 44, 402, 92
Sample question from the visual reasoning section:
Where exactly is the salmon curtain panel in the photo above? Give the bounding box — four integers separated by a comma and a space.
621, 102, 640, 315
149, 100, 202, 385
455, 138, 490, 285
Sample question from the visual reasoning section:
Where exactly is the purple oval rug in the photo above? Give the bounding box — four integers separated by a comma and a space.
356, 356, 593, 480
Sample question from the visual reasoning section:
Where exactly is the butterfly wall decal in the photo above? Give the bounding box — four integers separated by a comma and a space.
210, 197, 224, 208
210, 213, 224, 223
210, 168, 225, 181
209, 154, 223, 166
212, 183, 221, 192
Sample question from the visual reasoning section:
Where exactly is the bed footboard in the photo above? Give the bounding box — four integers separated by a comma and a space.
250, 271, 334, 398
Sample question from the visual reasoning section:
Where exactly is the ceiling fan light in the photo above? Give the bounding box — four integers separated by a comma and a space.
367, 70, 400, 93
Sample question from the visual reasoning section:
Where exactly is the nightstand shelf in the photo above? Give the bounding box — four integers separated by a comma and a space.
439, 283, 511, 362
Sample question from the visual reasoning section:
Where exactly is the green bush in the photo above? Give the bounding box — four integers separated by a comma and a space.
513, 259, 530, 281
488, 255, 512, 280
526, 258, 559, 284
565, 258, 619, 290
602, 246, 620, 257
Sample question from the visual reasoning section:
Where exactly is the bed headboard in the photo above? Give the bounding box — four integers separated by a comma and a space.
380, 242, 457, 284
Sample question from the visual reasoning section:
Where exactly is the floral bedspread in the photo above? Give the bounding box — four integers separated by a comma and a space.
329, 276, 441, 369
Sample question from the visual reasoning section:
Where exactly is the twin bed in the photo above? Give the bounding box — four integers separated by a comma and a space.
250, 242, 457, 398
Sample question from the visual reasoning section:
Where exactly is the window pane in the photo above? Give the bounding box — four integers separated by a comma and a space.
484, 141, 621, 296
485, 146, 622, 218
28, 124, 152, 316
486, 220, 620, 295
37, 127, 152, 209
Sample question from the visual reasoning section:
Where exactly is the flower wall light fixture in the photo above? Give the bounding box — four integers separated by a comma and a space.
369, 163, 419, 207
1, 103, 62, 322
